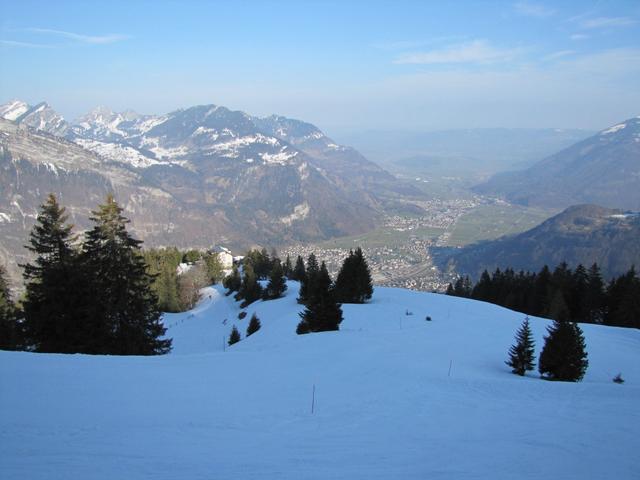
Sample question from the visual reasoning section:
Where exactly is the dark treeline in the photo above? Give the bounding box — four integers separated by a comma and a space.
447, 262, 640, 329
0, 194, 171, 355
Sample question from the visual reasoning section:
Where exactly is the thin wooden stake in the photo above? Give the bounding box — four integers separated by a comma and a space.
311, 384, 316, 414
448, 360, 453, 377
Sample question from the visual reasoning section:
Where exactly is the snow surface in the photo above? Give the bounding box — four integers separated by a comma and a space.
601, 123, 626, 135
0, 100, 29, 121
74, 139, 164, 168
1, 283, 639, 479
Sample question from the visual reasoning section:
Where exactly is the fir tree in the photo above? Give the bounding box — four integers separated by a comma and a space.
228, 325, 241, 345
236, 263, 262, 306
0, 264, 22, 350
223, 265, 242, 293
584, 263, 606, 324
246, 313, 261, 337
283, 255, 292, 279
291, 255, 306, 281
297, 262, 343, 334
298, 253, 319, 304
263, 259, 287, 300
22, 194, 94, 353
334, 247, 373, 303
538, 319, 588, 381
505, 317, 536, 376
445, 283, 455, 296
82, 194, 171, 355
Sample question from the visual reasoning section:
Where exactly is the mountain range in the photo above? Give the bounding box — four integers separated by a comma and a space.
475, 117, 640, 210
0, 99, 421, 283
440, 204, 640, 280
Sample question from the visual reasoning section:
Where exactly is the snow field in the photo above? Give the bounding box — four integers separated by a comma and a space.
1, 282, 638, 479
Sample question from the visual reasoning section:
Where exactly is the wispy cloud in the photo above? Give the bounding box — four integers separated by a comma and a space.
372, 36, 468, 51
0, 39, 54, 48
394, 40, 522, 65
513, 1, 555, 18
543, 50, 575, 61
580, 17, 636, 29
26, 28, 130, 44
570, 33, 589, 41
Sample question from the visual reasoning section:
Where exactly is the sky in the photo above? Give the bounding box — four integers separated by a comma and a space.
1, 0, 639, 134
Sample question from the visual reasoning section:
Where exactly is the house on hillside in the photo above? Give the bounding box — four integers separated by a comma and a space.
211, 245, 234, 268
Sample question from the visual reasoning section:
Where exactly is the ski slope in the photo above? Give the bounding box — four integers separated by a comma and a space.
1, 282, 639, 479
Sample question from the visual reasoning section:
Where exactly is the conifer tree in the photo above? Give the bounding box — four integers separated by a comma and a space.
538, 319, 588, 381
0, 264, 22, 350
283, 255, 292, 279
246, 313, 261, 337
297, 262, 343, 334
263, 259, 287, 300
82, 194, 171, 355
228, 325, 241, 345
505, 317, 536, 376
585, 263, 605, 324
291, 255, 306, 281
223, 265, 242, 293
298, 253, 318, 304
445, 283, 455, 296
236, 263, 262, 306
22, 194, 94, 353
335, 247, 373, 303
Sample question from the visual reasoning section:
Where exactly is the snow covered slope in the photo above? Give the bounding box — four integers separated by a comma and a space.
1, 283, 638, 479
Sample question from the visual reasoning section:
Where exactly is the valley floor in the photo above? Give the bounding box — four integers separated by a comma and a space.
1, 283, 638, 479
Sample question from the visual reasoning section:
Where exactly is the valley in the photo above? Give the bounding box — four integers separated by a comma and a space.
282, 191, 557, 292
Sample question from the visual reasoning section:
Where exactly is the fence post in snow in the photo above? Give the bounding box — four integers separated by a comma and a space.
448, 360, 453, 377
311, 384, 316, 414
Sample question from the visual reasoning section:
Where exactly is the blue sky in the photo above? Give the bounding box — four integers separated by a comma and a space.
1, 0, 639, 133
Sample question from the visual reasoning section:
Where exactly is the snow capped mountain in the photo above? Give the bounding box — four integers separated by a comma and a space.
1, 282, 638, 478
1, 101, 70, 136
0, 100, 30, 121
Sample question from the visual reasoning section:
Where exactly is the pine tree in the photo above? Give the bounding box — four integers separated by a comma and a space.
334, 247, 373, 303
538, 319, 588, 381
228, 325, 241, 345
291, 255, 306, 281
0, 264, 22, 350
22, 194, 94, 353
283, 255, 292, 279
505, 317, 536, 376
82, 194, 171, 355
246, 313, 261, 337
223, 265, 242, 293
263, 259, 287, 300
297, 262, 343, 334
298, 253, 318, 304
353, 247, 373, 302
585, 263, 606, 324
236, 263, 262, 306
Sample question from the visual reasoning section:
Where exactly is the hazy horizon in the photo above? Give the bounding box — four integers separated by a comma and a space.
2, 0, 639, 134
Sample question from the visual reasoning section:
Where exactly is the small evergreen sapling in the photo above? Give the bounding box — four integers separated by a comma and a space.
228, 325, 241, 346
505, 316, 536, 376
246, 313, 261, 337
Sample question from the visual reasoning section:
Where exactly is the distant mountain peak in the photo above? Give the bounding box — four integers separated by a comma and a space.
0, 99, 29, 121
476, 115, 640, 211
